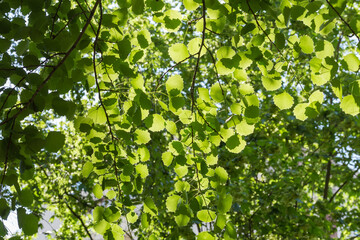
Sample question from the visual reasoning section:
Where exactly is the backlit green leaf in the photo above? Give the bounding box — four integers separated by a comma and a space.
82, 162, 93, 178
340, 95, 360, 116
169, 43, 189, 62
344, 53, 360, 72
273, 92, 294, 110
166, 75, 184, 96
299, 35, 314, 54
166, 195, 181, 212
210, 83, 224, 102
134, 129, 151, 145
197, 210, 216, 222
197, 231, 215, 240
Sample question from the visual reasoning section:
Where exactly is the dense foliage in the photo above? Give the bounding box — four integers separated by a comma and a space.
1, 0, 360, 239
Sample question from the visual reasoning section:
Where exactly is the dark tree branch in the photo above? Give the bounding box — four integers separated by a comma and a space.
0, 0, 101, 127
246, 0, 282, 55
64, 201, 94, 240
92, 3, 133, 239
329, 166, 360, 203
50, 0, 63, 38
155, 55, 193, 91
323, 159, 331, 200
325, 0, 360, 42
190, 0, 207, 113
0, 120, 15, 194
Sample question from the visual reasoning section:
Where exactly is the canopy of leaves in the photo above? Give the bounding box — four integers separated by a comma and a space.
1, 0, 360, 239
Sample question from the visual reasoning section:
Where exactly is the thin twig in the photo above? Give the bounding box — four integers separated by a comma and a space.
190, 0, 207, 113
92, 3, 133, 238
246, 0, 282, 54
0, 0, 101, 127
155, 55, 193, 91
323, 159, 331, 200
64, 201, 94, 240
329, 166, 360, 203
0, 120, 15, 194
325, 0, 360, 42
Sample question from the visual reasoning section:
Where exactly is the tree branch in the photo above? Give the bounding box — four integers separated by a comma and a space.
190, 0, 207, 113
64, 201, 94, 240
329, 166, 360, 203
246, 0, 282, 55
0, 0, 101, 127
323, 159, 331, 200
325, 0, 360, 42
0, 120, 15, 194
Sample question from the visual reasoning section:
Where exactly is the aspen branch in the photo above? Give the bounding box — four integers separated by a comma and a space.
0, 0, 101, 127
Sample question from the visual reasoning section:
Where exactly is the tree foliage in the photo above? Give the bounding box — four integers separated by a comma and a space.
1, 0, 360, 239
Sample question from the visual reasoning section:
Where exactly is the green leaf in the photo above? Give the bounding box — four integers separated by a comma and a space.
134, 129, 151, 145
226, 134, 246, 153
17, 209, 39, 236
163, 10, 182, 32
197, 231, 215, 240
93, 206, 104, 222
44, 132, 65, 153
340, 95, 360, 116
166, 195, 181, 212
197, 210, 216, 222
210, 83, 224, 102
175, 214, 190, 226
309, 90, 324, 103
183, 0, 199, 11
127, 211, 138, 223
169, 43, 189, 62
145, 114, 165, 132
88, 107, 107, 125
0, 221, 7, 237
188, 38, 205, 56
244, 105, 259, 119
293, 103, 308, 121
137, 29, 151, 48
93, 184, 103, 199
275, 33, 285, 49
144, 197, 158, 216
132, 0, 144, 15
273, 92, 294, 110
174, 164, 188, 177
175, 181, 190, 192
0, 199, 10, 219
162, 152, 173, 166
82, 162, 93, 178
218, 193, 233, 213
19, 188, 33, 207
299, 35, 314, 54
93, 219, 110, 235
262, 76, 281, 91
166, 75, 184, 96
344, 53, 360, 71
136, 164, 149, 178
215, 167, 228, 183
241, 23, 256, 35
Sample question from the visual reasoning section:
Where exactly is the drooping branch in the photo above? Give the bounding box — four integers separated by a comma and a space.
64, 201, 94, 240
329, 166, 360, 203
325, 0, 360, 42
191, 0, 207, 113
323, 159, 332, 200
0, 120, 15, 194
92, 3, 133, 239
155, 55, 193, 91
0, 0, 101, 127
246, 0, 282, 55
